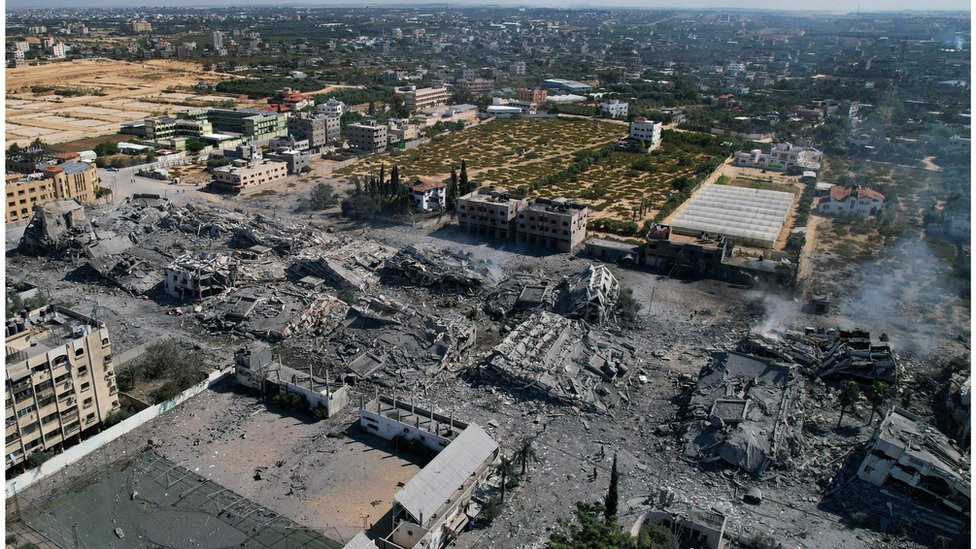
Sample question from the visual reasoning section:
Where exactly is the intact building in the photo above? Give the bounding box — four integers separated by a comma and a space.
287, 113, 340, 149
316, 98, 345, 117
457, 187, 527, 239
212, 159, 288, 193
817, 185, 884, 218
144, 116, 213, 142
542, 78, 592, 93
6, 162, 99, 224
179, 108, 287, 142
5, 306, 120, 471
346, 119, 387, 153
600, 99, 628, 118
404, 86, 450, 112
120, 20, 153, 33
516, 88, 547, 105
516, 198, 589, 252
386, 119, 417, 145
629, 117, 663, 149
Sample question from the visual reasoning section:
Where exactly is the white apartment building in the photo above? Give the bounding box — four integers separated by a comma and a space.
600, 99, 629, 118
13, 41, 29, 53
628, 117, 663, 150
51, 42, 66, 59
316, 98, 345, 117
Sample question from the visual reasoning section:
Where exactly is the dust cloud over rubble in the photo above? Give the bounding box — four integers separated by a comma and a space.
5, 191, 970, 549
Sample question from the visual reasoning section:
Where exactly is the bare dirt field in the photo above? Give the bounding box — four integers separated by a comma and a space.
5, 59, 236, 147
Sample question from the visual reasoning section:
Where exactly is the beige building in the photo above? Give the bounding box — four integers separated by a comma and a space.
457, 187, 527, 239
517, 88, 548, 105
346, 119, 388, 152
516, 198, 589, 252
212, 159, 288, 193
5, 306, 120, 471
404, 86, 450, 112
5, 162, 99, 224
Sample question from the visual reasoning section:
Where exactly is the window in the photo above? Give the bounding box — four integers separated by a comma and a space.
80, 382, 90, 392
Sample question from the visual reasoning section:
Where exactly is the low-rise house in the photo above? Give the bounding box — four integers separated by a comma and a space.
628, 117, 663, 151
733, 142, 822, 172
816, 185, 884, 218
407, 177, 446, 212
316, 98, 345, 117
386, 118, 417, 145
212, 158, 288, 193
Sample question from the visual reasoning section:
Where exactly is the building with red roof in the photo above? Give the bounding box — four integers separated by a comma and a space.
408, 176, 447, 212
817, 185, 885, 218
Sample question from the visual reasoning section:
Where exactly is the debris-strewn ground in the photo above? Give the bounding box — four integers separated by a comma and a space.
6, 180, 968, 549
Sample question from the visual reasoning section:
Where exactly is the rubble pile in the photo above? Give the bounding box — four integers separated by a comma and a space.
740, 327, 898, 384
681, 352, 805, 474
289, 239, 396, 291
554, 264, 620, 325
482, 311, 636, 411
199, 285, 350, 342
387, 245, 504, 292
19, 199, 93, 255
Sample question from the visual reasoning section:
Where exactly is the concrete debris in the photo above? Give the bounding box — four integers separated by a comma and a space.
682, 352, 805, 474
289, 240, 396, 291
87, 253, 163, 294
554, 264, 620, 325
945, 372, 970, 445
201, 286, 349, 342
19, 199, 91, 254
165, 251, 240, 300
629, 502, 727, 549
857, 407, 970, 533
387, 245, 504, 292
482, 311, 637, 411
740, 327, 898, 384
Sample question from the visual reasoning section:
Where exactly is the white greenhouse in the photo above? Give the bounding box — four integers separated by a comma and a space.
671, 184, 795, 248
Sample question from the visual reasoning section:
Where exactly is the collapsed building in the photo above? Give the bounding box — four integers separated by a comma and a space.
856, 407, 970, 534
945, 372, 970, 445
387, 245, 504, 292
289, 239, 396, 291
19, 199, 91, 255
482, 311, 636, 411
349, 395, 499, 549
164, 251, 240, 300
629, 502, 728, 549
740, 327, 898, 384
200, 285, 349, 341
554, 264, 620, 325
682, 352, 805, 474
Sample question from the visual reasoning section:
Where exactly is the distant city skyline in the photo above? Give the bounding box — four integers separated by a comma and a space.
5, 0, 972, 12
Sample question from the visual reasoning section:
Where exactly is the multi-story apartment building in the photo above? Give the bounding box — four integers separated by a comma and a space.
600, 99, 628, 118
510, 61, 526, 76
457, 187, 527, 239
5, 306, 120, 471
404, 86, 450, 112
144, 116, 213, 141
516, 88, 547, 105
629, 117, 663, 150
346, 119, 388, 152
212, 159, 288, 193
212, 30, 224, 50
386, 118, 417, 145
516, 198, 589, 252
316, 98, 345, 117
5, 162, 99, 224
50, 42, 65, 60
120, 19, 153, 33
287, 113, 340, 149
179, 108, 286, 142
458, 79, 494, 96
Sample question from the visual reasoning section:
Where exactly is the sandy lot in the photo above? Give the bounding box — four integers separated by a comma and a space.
5, 59, 237, 147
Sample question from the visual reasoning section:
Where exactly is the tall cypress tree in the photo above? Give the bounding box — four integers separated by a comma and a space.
603, 453, 619, 523
448, 167, 459, 211
379, 164, 386, 191
459, 160, 470, 194
391, 165, 400, 195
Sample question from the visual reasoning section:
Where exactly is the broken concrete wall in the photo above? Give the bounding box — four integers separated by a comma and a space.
555, 264, 620, 325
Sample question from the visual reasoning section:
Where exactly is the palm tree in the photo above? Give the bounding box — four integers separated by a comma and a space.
514, 436, 539, 476
867, 381, 892, 425
495, 454, 516, 503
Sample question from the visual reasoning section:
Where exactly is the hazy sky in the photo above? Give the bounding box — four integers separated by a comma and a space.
5, 0, 972, 11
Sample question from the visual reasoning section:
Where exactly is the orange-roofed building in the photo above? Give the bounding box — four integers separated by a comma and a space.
817, 185, 885, 218
408, 176, 447, 212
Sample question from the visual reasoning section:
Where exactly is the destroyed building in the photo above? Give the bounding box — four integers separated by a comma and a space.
554, 264, 620, 325
682, 352, 805, 474
482, 311, 636, 411
629, 503, 728, 549
201, 285, 349, 341
740, 327, 898, 384
945, 372, 970, 445
856, 407, 970, 534
19, 199, 90, 255
387, 245, 504, 292
164, 251, 240, 300
289, 239, 395, 292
